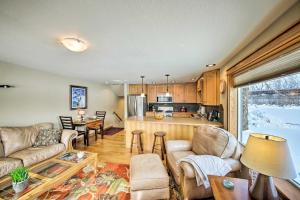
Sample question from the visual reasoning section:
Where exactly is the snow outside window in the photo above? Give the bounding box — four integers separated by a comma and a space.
238, 72, 300, 186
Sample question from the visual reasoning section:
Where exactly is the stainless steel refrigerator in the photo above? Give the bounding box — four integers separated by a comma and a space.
127, 95, 147, 117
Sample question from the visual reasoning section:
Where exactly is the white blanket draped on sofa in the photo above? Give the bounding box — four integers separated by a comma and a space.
178, 155, 232, 188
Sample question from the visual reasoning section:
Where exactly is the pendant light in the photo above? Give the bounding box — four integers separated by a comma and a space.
140, 75, 145, 97
165, 74, 170, 97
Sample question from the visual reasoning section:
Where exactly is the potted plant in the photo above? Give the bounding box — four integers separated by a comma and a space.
9, 167, 29, 193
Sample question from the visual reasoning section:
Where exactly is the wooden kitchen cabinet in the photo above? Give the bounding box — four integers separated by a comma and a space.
197, 78, 203, 103
184, 83, 197, 103
197, 79, 202, 92
147, 84, 157, 103
155, 84, 166, 95
156, 84, 173, 96
128, 84, 147, 95
173, 84, 185, 103
200, 69, 220, 105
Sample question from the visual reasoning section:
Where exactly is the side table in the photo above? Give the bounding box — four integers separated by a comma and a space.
209, 176, 252, 200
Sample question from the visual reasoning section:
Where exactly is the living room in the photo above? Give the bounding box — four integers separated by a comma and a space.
0, 1, 300, 200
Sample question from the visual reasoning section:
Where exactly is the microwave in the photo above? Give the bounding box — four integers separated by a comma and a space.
157, 95, 173, 103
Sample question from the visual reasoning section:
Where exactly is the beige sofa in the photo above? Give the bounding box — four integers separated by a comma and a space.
0, 122, 77, 178
166, 125, 243, 200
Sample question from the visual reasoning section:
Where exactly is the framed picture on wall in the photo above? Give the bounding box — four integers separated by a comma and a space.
70, 85, 88, 110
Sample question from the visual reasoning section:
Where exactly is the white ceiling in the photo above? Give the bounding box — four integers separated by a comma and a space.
0, 0, 296, 84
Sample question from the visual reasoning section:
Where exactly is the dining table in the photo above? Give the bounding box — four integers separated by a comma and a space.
73, 118, 103, 145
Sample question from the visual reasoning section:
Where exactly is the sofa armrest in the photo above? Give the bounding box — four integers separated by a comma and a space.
180, 162, 196, 179
61, 130, 78, 151
165, 140, 192, 153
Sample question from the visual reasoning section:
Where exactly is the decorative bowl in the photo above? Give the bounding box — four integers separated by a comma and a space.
223, 179, 234, 189
77, 151, 85, 159
154, 112, 164, 120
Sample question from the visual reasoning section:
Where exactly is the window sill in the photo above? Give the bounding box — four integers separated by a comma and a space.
274, 177, 300, 199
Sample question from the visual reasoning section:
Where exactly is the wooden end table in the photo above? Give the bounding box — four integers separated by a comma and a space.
209, 176, 252, 200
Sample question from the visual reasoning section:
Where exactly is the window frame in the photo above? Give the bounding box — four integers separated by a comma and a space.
236, 78, 300, 187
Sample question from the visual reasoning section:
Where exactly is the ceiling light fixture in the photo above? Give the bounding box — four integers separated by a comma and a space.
206, 64, 216, 67
140, 75, 145, 97
60, 37, 88, 52
165, 74, 170, 97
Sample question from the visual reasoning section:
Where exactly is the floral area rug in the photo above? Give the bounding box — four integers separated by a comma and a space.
38, 162, 183, 200
38, 162, 130, 200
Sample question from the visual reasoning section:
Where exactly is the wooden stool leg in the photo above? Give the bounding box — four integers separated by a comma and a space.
130, 134, 134, 153
152, 136, 157, 153
162, 136, 167, 154
160, 137, 164, 160
137, 135, 142, 154
140, 135, 144, 152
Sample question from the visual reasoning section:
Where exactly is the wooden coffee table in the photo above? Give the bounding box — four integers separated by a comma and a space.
209, 176, 252, 200
0, 150, 97, 200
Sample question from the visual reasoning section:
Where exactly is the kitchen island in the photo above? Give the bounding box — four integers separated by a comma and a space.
125, 116, 223, 152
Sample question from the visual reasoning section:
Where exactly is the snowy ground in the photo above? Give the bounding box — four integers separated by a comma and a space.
241, 104, 300, 185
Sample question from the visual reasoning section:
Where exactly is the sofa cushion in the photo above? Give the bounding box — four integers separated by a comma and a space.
167, 151, 195, 184
0, 126, 38, 156
192, 125, 237, 159
9, 143, 65, 167
33, 123, 54, 131
0, 142, 5, 158
33, 128, 62, 147
0, 157, 23, 178
0, 123, 54, 157
130, 154, 169, 191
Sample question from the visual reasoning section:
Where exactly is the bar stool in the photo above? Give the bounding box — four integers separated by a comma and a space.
130, 130, 144, 154
152, 131, 167, 160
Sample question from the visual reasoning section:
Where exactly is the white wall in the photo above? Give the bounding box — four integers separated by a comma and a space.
0, 61, 119, 127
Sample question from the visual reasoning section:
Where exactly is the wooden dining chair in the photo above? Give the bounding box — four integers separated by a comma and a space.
96, 111, 106, 139
59, 116, 87, 147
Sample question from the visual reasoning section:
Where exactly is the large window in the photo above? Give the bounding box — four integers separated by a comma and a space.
238, 72, 300, 186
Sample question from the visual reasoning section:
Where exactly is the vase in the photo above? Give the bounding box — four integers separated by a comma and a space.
12, 177, 29, 193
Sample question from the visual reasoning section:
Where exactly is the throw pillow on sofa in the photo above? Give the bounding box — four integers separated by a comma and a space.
33, 128, 62, 147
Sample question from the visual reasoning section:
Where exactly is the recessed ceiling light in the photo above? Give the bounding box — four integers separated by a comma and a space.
206, 64, 216, 67
60, 37, 88, 52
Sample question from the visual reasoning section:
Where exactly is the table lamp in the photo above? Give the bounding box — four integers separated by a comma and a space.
77, 109, 85, 121
240, 133, 296, 200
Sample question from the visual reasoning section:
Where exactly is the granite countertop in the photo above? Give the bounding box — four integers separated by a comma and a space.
126, 116, 223, 127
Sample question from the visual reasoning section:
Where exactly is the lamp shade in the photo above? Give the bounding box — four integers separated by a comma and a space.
78, 110, 85, 115
240, 133, 296, 179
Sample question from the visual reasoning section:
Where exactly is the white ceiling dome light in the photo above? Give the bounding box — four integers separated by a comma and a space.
60, 37, 88, 52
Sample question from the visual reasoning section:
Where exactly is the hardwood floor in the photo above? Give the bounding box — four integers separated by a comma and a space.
76, 130, 147, 164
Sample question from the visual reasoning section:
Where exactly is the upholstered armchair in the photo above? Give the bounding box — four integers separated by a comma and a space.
166, 125, 243, 200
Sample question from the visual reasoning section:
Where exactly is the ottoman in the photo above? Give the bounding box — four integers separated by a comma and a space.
130, 154, 169, 200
